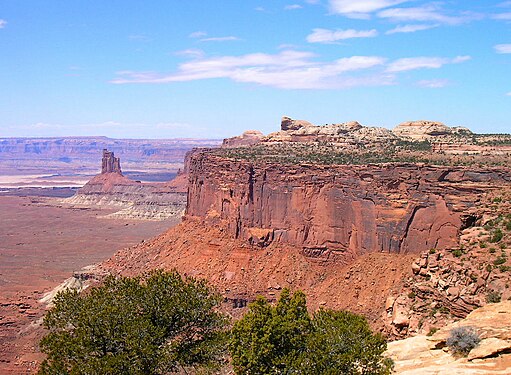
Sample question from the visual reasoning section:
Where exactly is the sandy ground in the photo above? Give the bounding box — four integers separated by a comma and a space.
0, 195, 179, 373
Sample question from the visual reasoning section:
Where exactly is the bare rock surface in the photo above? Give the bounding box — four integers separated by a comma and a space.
387, 301, 511, 374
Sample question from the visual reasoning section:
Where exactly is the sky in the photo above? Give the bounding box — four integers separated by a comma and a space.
0, 0, 510, 139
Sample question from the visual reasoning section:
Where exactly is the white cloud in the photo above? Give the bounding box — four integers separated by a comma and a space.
111, 50, 390, 90
506, 92, 511, 96
495, 44, 511, 53
255, 6, 266, 12
0, 19, 6, 28
378, 5, 469, 25
175, 49, 205, 59
416, 79, 450, 88
199, 36, 240, 42
387, 56, 471, 72
285, 4, 303, 10
329, 0, 409, 18
189, 31, 207, 39
307, 28, 378, 43
493, 12, 511, 20
386, 24, 439, 34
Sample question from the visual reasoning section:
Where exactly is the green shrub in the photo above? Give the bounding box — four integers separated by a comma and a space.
486, 291, 502, 303
446, 326, 481, 356
38, 270, 229, 375
452, 249, 463, 258
429, 248, 437, 254
229, 289, 391, 375
493, 256, 507, 266
427, 327, 439, 336
499, 265, 511, 273
490, 229, 504, 243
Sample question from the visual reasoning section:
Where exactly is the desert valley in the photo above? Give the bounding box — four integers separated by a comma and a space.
2, 1, 511, 373
1, 117, 511, 373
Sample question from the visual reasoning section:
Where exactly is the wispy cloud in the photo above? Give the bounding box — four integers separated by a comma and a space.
175, 49, 205, 59
416, 79, 450, 88
189, 31, 240, 42
329, 0, 410, 18
199, 36, 240, 42
495, 44, 511, 53
111, 50, 391, 90
0, 19, 6, 29
386, 24, 439, 34
378, 5, 473, 25
506, 92, 511, 96
387, 56, 471, 72
128, 34, 151, 42
189, 31, 207, 39
493, 12, 511, 20
307, 28, 378, 43
285, 4, 303, 10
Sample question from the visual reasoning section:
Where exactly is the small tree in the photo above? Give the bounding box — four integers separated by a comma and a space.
229, 289, 391, 375
297, 309, 391, 375
39, 270, 229, 374
229, 289, 311, 374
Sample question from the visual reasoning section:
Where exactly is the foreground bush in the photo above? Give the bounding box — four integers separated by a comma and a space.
229, 289, 391, 375
39, 270, 229, 375
446, 326, 481, 356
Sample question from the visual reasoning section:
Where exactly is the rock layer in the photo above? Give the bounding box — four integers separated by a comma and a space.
186, 150, 511, 262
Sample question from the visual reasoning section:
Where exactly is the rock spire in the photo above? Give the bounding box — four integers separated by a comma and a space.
101, 149, 122, 174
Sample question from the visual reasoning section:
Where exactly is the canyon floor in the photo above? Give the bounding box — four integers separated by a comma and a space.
0, 194, 179, 374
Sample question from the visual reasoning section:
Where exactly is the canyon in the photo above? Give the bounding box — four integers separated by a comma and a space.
100, 117, 511, 341
2, 117, 510, 373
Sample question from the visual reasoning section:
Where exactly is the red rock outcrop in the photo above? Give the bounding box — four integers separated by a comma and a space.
66, 150, 187, 220
186, 150, 511, 263
101, 149, 122, 174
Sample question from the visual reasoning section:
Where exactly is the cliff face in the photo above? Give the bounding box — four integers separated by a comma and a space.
187, 151, 511, 262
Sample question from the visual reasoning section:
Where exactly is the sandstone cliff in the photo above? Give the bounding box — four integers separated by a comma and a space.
187, 150, 510, 261
100, 117, 511, 338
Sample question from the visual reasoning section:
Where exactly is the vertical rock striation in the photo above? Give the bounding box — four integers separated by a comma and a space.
186, 150, 511, 263
101, 149, 122, 174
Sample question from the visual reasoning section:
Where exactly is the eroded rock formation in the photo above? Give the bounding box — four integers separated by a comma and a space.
101, 149, 122, 174
66, 150, 187, 220
186, 150, 510, 262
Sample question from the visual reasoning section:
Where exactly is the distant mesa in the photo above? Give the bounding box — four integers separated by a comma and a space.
392, 120, 473, 140
101, 149, 122, 175
221, 116, 481, 147
222, 130, 264, 148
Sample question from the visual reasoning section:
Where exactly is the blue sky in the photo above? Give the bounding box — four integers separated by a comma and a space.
1, 0, 510, 138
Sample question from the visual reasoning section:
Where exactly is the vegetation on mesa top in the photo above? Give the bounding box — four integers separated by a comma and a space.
39, 271, 391, 375
212, 139, 510, 167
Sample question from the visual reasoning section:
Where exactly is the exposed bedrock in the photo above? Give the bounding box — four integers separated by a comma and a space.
187, 151, 511, 262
